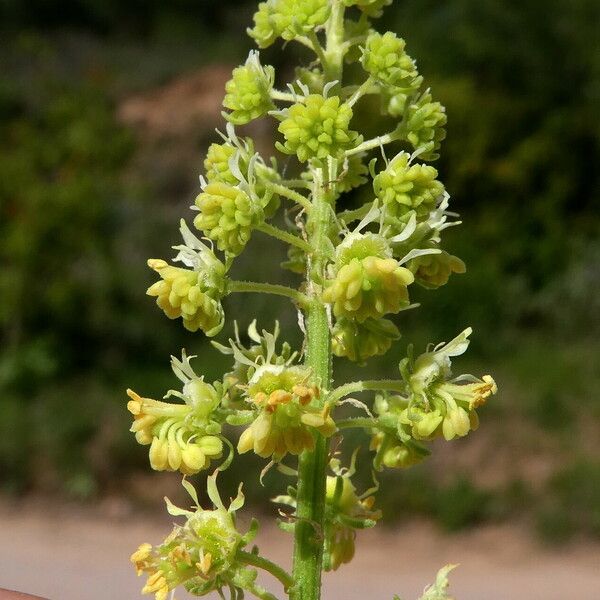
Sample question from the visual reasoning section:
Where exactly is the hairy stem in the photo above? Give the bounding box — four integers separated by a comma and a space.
291, 166, 335, 600
256, 222, 312, 253
270, 183, 313, 212
237, 551, 293, 590
228, 280, 309, 307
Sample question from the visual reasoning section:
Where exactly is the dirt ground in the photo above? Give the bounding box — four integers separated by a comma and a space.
0, 501, 598, 600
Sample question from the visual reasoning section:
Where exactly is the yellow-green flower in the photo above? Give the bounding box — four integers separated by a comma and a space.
332, 317, 400, 364
274, 455, 380, 571
126, 353, 224, 475
276, 94, 362, 163
323, 233, 414, 322
404, 90, 447, 161
132, 476, 255, 600
373, 151, 445, 222
399, 329, 498, 441
248, 0, 330, 47
361, 32, 419, 89
194, 181, 261, 256
237, 366, 336, 460
343, 0, 392, 17
146, 221, 226, 336
410, 250, 466, 289
223, 51, 275, 125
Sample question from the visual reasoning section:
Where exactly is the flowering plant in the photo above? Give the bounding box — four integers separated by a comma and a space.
127, 2, 496, 599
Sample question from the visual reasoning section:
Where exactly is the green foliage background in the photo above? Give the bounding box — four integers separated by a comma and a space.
1, 0, 598, 541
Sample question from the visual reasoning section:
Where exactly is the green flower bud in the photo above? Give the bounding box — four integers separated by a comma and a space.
276, 94, 362, 163
194, 181, 261, 256
223, 51, 275, 125
410, 251, 466, 289
274, 0, 330, 40
373, 151, 445, 223
361, 32, 419, 89
323, 233, 414, 322
248, 0, 330, 47
343, 0, 392, 18
204, 125, 281, 217
294, 67, 326, 94
404, 90, 447, 161
332, 317, 400, 364
248, 2, 279, 48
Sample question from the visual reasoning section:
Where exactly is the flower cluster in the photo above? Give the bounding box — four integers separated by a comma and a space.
126, 353, 224, 475
238, 365, 336, 460
323, 232, 414, 322
248, 0, 330, 47
214, 320, 298, 408
409, 250, 466, 289
402, 90, 448, 161
343, 0, 392, 18
275, 455, 380, 572
146, 221, 227, 336
223, 51, 275, 125
276, 94, 362, 163
370, 329, 497, 470
131, 477, 256, 600
332, 317, 400, 364
361, 32, 421, 91
373, 151, 445, 224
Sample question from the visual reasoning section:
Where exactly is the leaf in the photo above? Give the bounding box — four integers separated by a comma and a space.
418, 564, 458, 600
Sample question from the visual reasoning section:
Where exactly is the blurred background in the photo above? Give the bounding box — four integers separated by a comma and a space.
1, 0, 599, 598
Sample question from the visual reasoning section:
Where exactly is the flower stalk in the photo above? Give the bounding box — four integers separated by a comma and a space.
126, 2, 496, 600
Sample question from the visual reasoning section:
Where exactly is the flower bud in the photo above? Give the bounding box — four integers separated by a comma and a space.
343, 0, 392, 17
361, 32, 419, 89
180, 444, 207, 473
146, 259, 224, 336
404, 90, 447, 161
276, 94, 362, 163
194, 181, 261, 256
373, 151, 444, 222
149, 437, 169, 471
323, 234, 414, 322
223, 52, 275, 125
410, 251, 466, 289
332, 317, 400, 363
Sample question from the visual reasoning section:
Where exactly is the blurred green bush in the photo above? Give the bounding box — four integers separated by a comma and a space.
0, 0, 598, 540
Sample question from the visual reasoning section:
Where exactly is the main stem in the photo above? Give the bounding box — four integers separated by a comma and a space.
292, 7, 345, 598
291, 166, 334, 600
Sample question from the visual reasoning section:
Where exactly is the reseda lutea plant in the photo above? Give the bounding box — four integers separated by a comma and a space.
127, 2, 497, 599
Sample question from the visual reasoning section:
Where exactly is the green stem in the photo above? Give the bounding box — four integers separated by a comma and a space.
228, 280, 309, 307
237, 551, 293, 590
323, 0, 346, 83
270, 183, 312, 212
246, 582, 280, 600
308, 30, 329, 68
291, 166, 335, 600
336, 417, 378, 430
329, 379, 407, 404
347, 76, 375, 108
256, 222, 312, 253
271, 89, 297, 103
337, 201, 375, 225
345, 128, 403, 157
